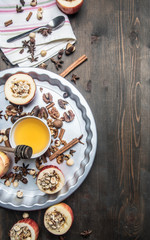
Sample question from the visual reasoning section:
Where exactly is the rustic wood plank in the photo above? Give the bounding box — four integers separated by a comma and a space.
0, 0, 150, 239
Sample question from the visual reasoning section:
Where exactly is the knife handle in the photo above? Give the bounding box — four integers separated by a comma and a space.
7, 27, 41, 43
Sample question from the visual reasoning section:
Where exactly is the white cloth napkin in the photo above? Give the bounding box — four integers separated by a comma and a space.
0, 0, 76, 67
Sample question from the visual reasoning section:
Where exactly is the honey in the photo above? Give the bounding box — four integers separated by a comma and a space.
14, 117, 50, 155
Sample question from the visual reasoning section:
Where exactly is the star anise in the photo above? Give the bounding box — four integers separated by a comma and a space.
80, 230, 92, 238
51, 57, 64, 70
58, 49, 64, 59
38, 27, 52, 36
22, 40, 29, 48
69, 149, 76, 156
26, 38, 38, 62
0, 110, 3, 119
16, 5, 24, 13
19, 163, 30, 176
28, 55, 38, 63
71, 74, 80, 84
20, 0, 25, 6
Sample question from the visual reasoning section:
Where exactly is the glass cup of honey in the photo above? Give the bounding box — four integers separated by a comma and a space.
9, 116, 51, 158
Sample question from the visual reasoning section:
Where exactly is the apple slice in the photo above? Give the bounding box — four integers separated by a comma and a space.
56, 0, 84, 15
4, 73, 36, 105
37, 165, 65, 194
44, 203, 74, 235
0, 151, 10, 178
9, 218, 39, 240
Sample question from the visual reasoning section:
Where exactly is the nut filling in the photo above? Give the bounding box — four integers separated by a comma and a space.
38, 170, 60, 192
45, 210, 65, 231
10, 224, 31, 239
10, 80, 31, 98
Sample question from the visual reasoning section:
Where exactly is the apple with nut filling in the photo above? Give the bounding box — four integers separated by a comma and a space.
36, 165, 65, 194
0, 151, 10, 178
56, 0, 84, 15
9, 218, 39, 240
44, 203, 74, 235
4, 73, 36, 105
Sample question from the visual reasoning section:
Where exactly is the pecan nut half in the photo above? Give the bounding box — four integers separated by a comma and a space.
63, 110, 75, 122
38, 107, 48, 119
30, 105, 40, 116
48, 107, 60, 119
58, 99, 68, 109
43, 92, 53, 104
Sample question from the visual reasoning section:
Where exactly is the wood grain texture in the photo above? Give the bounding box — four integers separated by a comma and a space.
0, 0, 150, 239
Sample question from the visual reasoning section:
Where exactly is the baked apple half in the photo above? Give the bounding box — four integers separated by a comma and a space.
56, 0, 84, 15
37, 165, 65, 194
0, 151, 10, 178
9, 218, 39, 240
44, 203, 74, 235
4, 73, 36, 105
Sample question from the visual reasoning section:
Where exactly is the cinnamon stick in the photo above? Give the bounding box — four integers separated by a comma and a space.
49, 136, 81, 161
26, 12, 33, 21
60, 55, 88, 78
4, 20, 13, 27
59, 128, 65, 140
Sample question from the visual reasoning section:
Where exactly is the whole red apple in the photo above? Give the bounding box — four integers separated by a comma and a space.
56, 0, 84, 15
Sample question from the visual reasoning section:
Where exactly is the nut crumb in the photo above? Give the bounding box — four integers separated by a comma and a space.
17, 190, 23, 198
40, 50, 47, 57
23, 212, 29, 218
66, 158, 74, 166
13, 180, 19, 188
4, 179, 11, 187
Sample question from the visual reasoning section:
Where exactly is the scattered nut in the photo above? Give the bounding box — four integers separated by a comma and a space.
30, 0, 37, 7
4, 114, 8, 121
29, 169, 36, 175
17, 190, 23, 198
38, 63, 47, 69
0, 129, 6, 135
4, 179, 11, 187
55, 139, 61, 147
53, 119, 63, 129
29, 32, 36, 39
38, 107, 48, 119
66, 158, 74, 166
30, 105, 40, 117
63, 110, 75, 122
40, 50, 47, 57
13, 180, 19, 188
43, 92, 53, 104
48, 107, 60, 119
64, 154, 71, 160
65, 43, 75, 55
22, 212, 29, 219
11, 115, 20, 124
37, 7, 43, 20
58, 99, 68, 109
3, 135, 8, 141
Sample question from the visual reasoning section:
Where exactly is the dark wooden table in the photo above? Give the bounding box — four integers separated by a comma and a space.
0, 0, 150, 239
